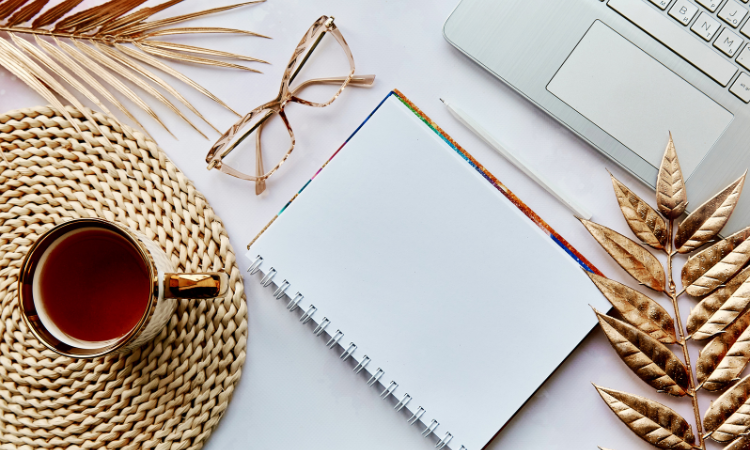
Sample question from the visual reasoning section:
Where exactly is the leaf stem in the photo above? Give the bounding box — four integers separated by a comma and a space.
667, 219, 705, 449
0, 26, 137, 43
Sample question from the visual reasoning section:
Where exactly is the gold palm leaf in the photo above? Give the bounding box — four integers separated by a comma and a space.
0, 0, 269, 144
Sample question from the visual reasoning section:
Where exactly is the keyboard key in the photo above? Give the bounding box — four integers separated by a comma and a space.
719, 0, 749, 27
741, 15, 750, 37
609, 0, 738, 85
715, 28, 744, 56
692, 12, 722, 40
738, 44, 750, 69
670, 0, 699, 25
730, 72, 750, 101
649, 0, 671, 9
697, 0, 722, 12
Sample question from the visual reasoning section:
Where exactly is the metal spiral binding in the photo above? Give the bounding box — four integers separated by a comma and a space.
367, 368, 384, 386
326, 330, 344, 348
340, 343, 357, 361
354, 355, 370, 374
436, 432, 452, 449
422, 419, 439, 438
313, 318, 330, 336
273, 280, 290, 299
408, 407, 425, 425
287, 292, 303, 311
248, 255, 263, 274
394, 394, 411, 412
260, 268, 276, 287
251, 254, 457, 449
380, 381, 398, 398
300, 305, 316, 324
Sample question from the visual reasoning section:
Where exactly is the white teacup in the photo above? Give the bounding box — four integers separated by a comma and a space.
19, 218, 227, 358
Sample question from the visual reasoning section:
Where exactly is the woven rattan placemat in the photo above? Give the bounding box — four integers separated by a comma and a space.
0, 105, 247, 450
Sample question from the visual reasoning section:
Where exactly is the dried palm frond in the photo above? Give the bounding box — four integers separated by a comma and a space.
0, 0, 270, 142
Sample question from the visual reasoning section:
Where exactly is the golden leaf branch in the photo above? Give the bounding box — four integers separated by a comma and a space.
665, 218, 705, 450
586, 134, 750, 450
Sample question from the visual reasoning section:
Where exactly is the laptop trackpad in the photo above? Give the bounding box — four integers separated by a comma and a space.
547, 21, 732, 178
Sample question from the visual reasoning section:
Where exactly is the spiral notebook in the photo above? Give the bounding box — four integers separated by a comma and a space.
246, 91, 609, 449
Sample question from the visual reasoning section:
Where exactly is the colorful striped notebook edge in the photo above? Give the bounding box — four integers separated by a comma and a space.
249, 89, 601, 278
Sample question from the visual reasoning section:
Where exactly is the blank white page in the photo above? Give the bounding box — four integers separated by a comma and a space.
248, 93, 609, 450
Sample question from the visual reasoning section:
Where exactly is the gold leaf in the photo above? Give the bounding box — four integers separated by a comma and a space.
55, 0, 146, 32
697, 310, 750, 391
75, 0, 148, 34
52, 0, 110, 31
581, 219, 666, 291
0, 0, 269, 139
138, 41, 262, 73
675, 173, 747, 253
143, 26, 270, 39
610, 173, 668, 250
10, 34, 125, 133
0, 36, 110, 145
691, 273, 750, 340
594, 385, 694, 449
704, 374, 750, 442
656, 134, 687, 220
74, 40, 206, 138
31, 0, 82, 28
93, 41, 217, 134
6, 0, 47, 27
55, 37, 172, 137
727, 436, 750, 450
688, 266, 750, 340
117, 0, 264, 37
143, 40, 269, 63
682, 226, 750, 290
687, 239, 750, 297
0, 35, 82, 152
595, 309, 688, 395
113, 42, 239, 116
587, 272, 676, 344
36, 36, 150, 139
0, 0, 31, 21
96, 0, 185, 35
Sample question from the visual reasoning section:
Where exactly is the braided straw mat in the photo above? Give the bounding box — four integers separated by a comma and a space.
0, 105, 247, 450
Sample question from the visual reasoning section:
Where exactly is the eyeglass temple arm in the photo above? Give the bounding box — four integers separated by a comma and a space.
290, 75, 376, 96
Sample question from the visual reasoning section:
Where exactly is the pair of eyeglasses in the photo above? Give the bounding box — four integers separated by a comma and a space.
206, 16, 375, 194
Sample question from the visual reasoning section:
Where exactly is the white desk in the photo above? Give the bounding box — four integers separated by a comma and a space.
0, 0, 717, 448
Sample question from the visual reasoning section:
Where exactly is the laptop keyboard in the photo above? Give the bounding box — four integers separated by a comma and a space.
606, 0, 750, 102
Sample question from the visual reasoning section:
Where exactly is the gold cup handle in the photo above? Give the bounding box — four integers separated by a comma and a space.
163, 273, 228, 299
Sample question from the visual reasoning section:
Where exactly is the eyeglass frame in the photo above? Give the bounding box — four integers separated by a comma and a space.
206, 15, 375, 193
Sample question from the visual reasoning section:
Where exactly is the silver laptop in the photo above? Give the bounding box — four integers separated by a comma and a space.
444, 0, 750, 233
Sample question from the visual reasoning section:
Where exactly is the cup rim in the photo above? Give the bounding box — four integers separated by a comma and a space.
18, 218, 160, 358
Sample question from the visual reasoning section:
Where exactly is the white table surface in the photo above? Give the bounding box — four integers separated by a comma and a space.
0, 0, 727, 449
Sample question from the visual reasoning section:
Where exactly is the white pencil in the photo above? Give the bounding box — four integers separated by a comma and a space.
440, 98, 592, 220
